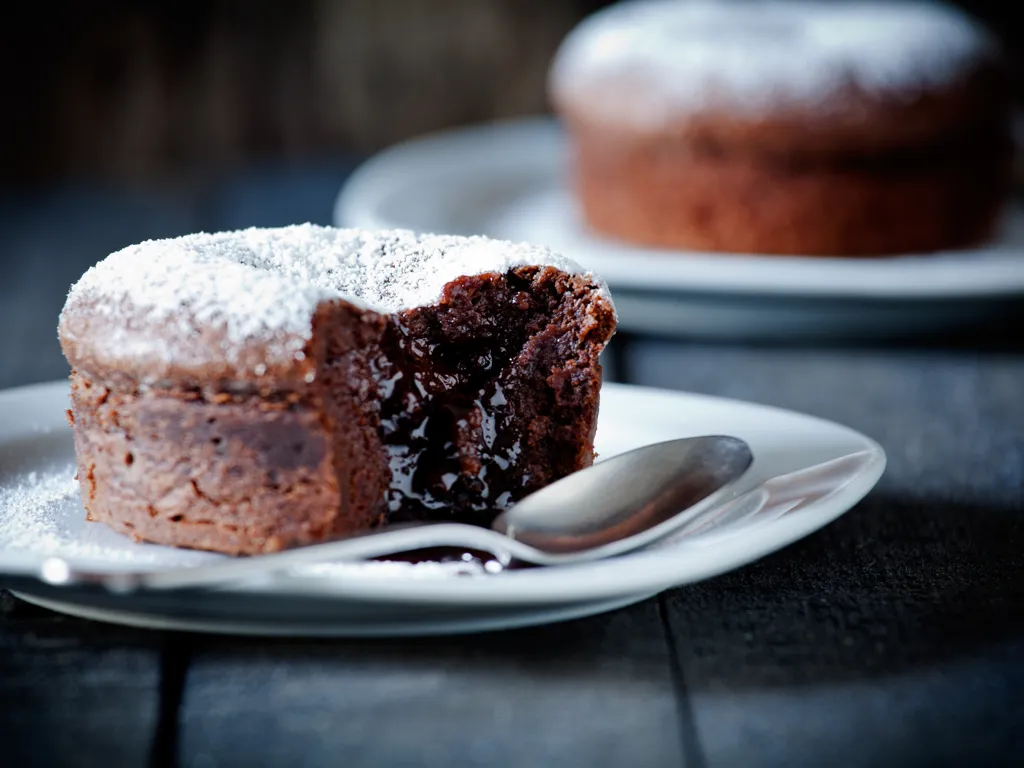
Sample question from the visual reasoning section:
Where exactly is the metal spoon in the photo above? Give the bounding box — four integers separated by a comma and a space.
37, 435, 752, 593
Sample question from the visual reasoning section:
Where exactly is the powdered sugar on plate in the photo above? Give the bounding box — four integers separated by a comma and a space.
0, 469, 80, 552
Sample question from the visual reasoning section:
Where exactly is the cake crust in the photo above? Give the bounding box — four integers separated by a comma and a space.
567, 118, 1010, 256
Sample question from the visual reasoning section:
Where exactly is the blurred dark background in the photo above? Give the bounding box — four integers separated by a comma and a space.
2, 0, 1020, 187
1, 0, 596, 187
0, 0, 1021, 387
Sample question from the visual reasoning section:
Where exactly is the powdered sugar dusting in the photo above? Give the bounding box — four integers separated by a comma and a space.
0, 469, 80, 550
288, 558, 493, 580
0, 466, 169, 564
550, 0, 998, 128
61, 225, 611, 367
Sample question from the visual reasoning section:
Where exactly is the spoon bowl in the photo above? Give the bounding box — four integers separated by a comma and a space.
493, 435, 752, 557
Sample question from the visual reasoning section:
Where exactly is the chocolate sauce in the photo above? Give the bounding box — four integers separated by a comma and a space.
375, 313, 528, 525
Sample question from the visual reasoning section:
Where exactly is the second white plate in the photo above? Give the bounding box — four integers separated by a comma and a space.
335, 117, 1024, 340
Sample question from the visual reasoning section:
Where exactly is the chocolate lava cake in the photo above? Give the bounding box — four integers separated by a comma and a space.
549, 0, 1014, 256
57, 226, 616, 555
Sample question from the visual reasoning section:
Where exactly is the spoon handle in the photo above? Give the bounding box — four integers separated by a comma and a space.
37, 523, 551, 593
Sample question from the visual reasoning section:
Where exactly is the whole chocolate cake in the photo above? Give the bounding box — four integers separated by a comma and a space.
549, 0, 1013, 257
58, 225, 616, 555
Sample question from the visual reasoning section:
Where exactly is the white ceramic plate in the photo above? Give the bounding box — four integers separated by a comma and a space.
0, 380, 885, 636
335, 116, 1024, 340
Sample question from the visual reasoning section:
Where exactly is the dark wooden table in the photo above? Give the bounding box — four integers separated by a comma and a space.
1, 168, 1023, 767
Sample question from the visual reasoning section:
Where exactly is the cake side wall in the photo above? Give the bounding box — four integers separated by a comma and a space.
67, 371, 343, 555
311, 302, 392, 537
503, 269, 613, 483
565, 121, 1011, 256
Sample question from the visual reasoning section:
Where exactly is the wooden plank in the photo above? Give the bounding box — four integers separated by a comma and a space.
662, 493, 1024, 767
179, 599, 687, 768
635, 343, 1024, 765
0, 591, 166, 767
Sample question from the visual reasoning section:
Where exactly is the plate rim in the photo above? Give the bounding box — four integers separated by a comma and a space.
10, 589, 657, 637
1, 379, 886, 606
334, 114, 1024, 301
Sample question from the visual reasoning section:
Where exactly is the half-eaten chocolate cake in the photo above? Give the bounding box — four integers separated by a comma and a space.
57, 225, 617, 555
